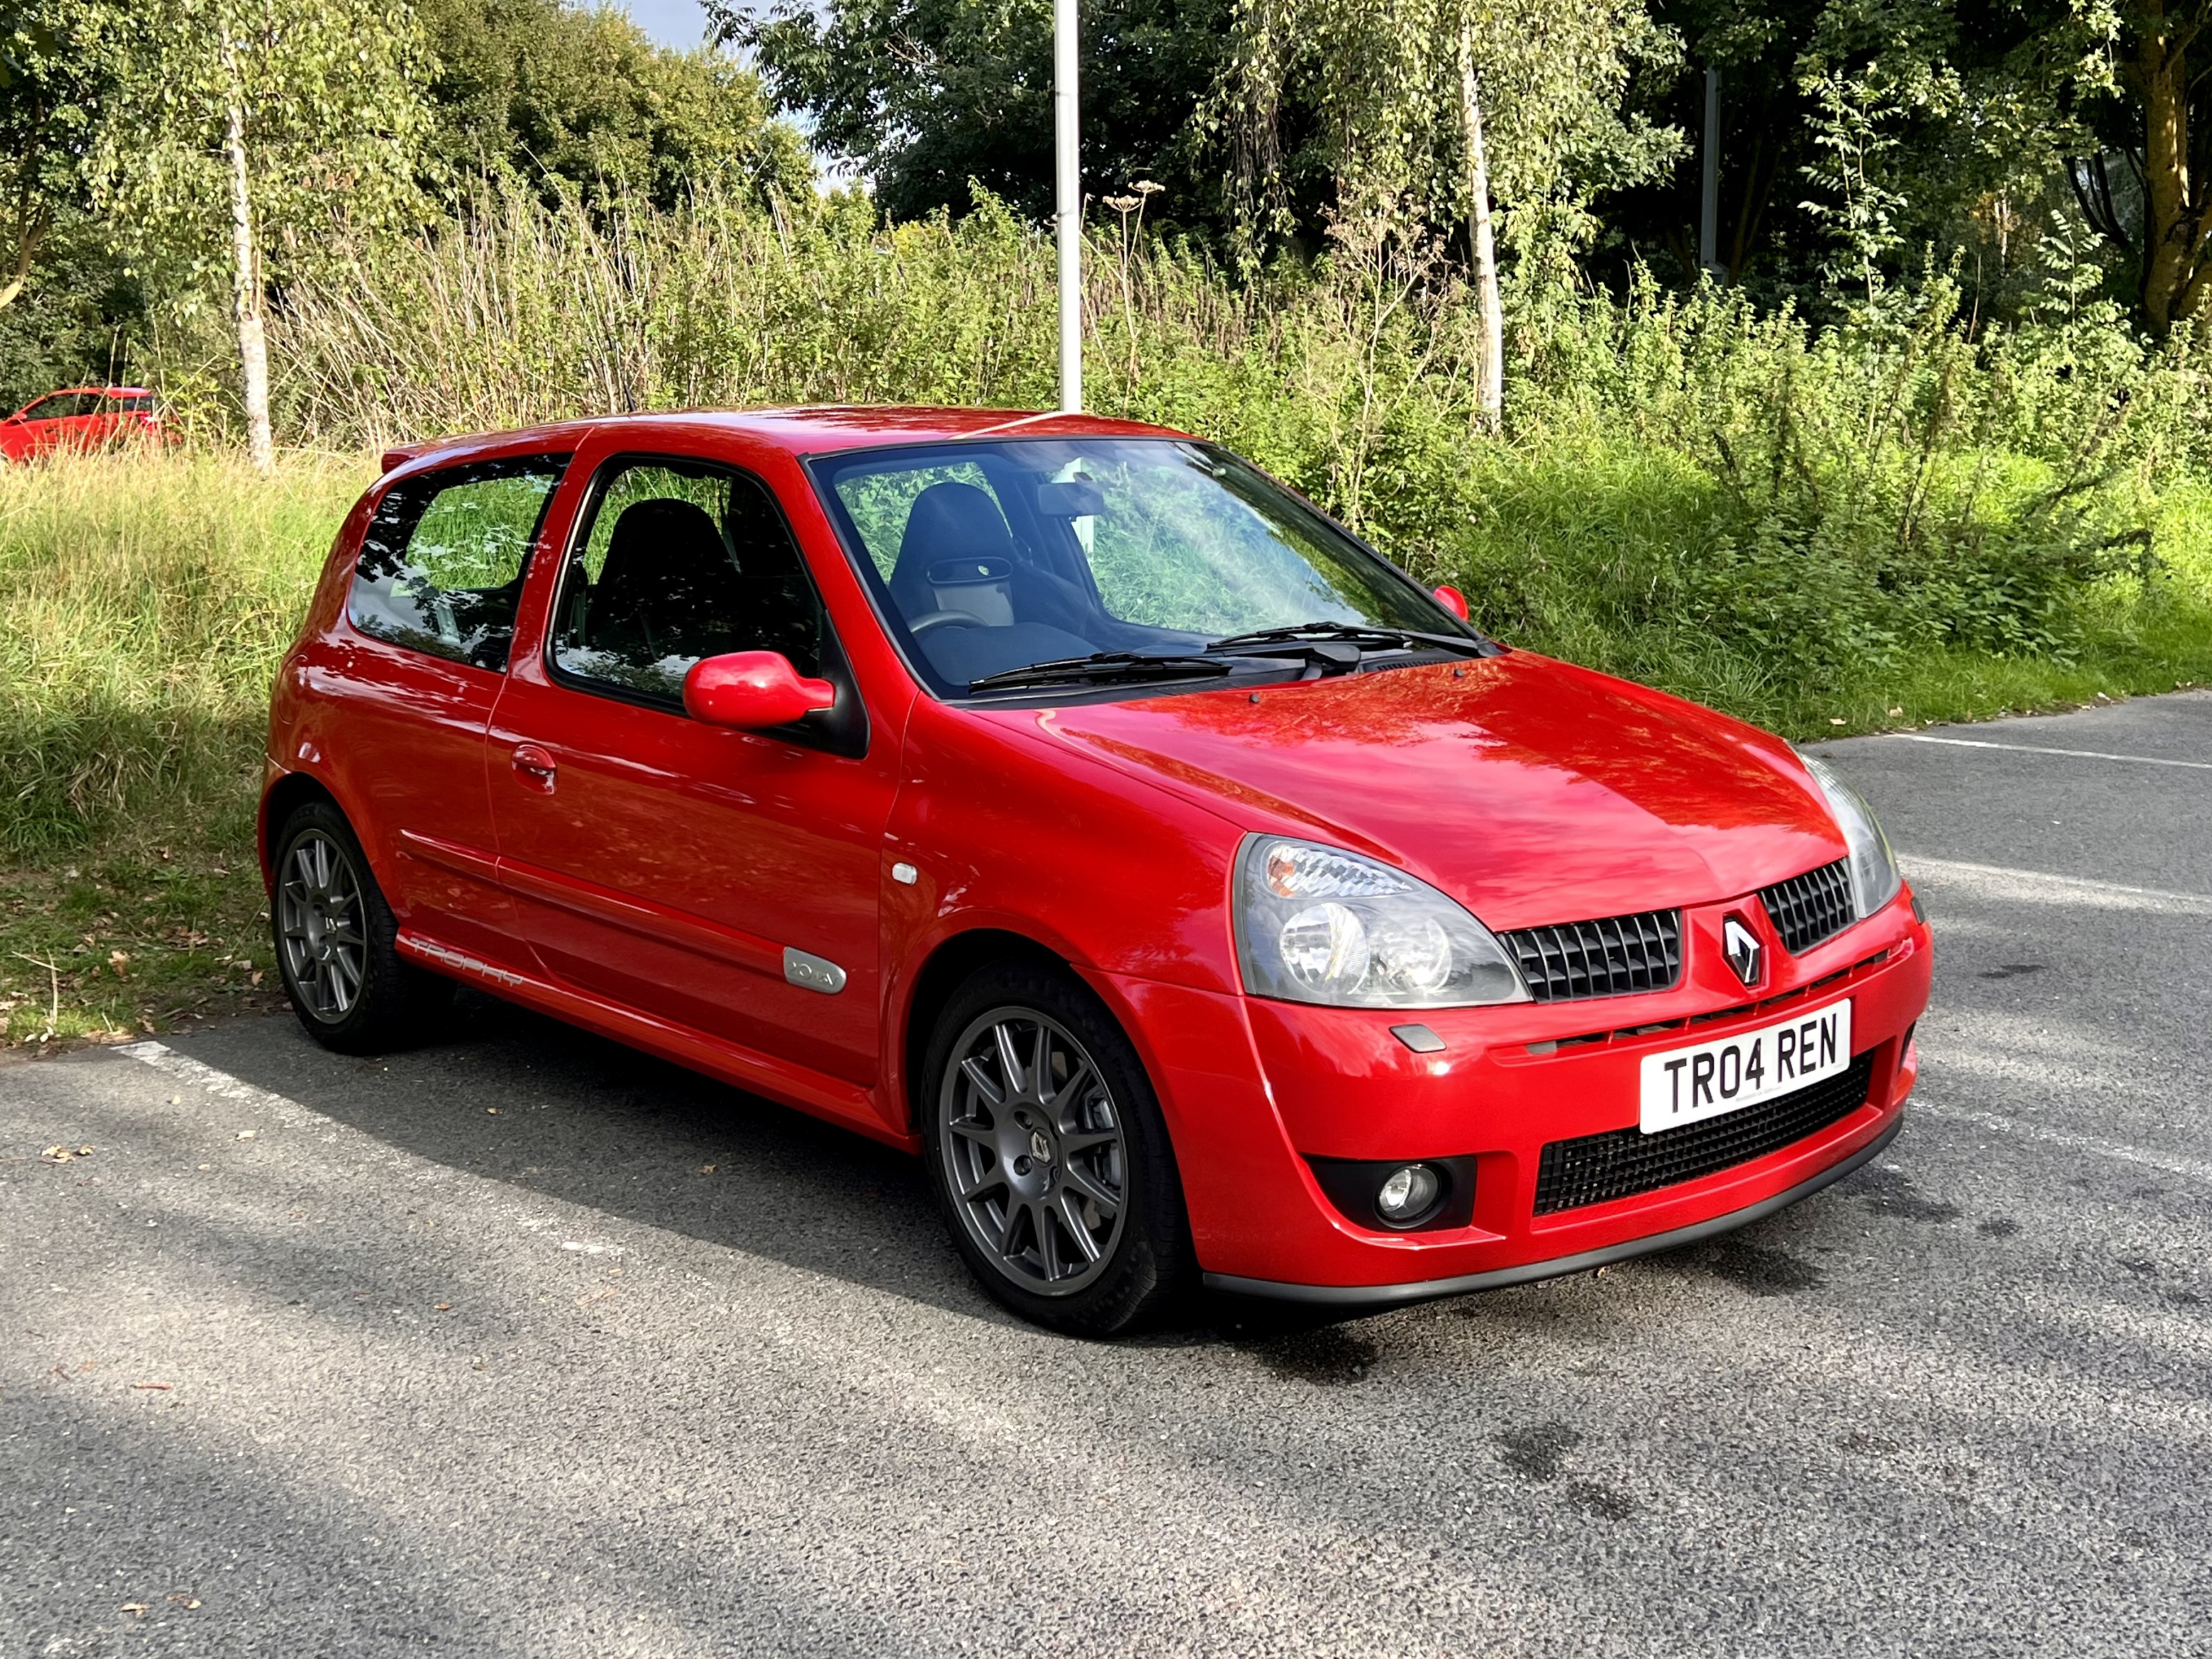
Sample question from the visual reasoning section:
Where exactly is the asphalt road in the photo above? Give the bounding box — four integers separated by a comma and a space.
4, 694, 2208, 1658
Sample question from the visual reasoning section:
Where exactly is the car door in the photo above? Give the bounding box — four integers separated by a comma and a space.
306, 452, 570, 972
487, 440, 897, 1092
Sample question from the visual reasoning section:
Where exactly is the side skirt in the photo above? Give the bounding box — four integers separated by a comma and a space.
394, 930, 918, 1153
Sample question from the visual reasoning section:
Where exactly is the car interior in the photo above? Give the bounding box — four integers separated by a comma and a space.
555, 470, 824, 698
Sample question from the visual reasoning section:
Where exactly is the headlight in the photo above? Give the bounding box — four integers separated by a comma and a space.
1801, 755, 1902, 919
1234, 837, 1528, 1008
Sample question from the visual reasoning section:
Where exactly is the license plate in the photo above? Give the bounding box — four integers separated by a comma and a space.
1638, 1000, 1852, 1134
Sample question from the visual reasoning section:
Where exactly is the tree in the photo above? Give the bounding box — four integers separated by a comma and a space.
0, 0, 112, 309
2113, 0, 2212, 330
93, 0, 432, 469
1223, 0, 1681, 415
716, 0, 1232, 227
418, 0, 810, 211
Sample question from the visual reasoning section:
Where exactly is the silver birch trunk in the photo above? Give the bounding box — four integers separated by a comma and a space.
222, 30, 273, 472
1458, 23, 1504, 430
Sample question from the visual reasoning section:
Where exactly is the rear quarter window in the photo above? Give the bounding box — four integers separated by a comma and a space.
348, 455, 567, 671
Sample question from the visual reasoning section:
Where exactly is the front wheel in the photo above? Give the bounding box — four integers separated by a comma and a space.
921, 960, 1194, 1336
270, 800, 451, 1054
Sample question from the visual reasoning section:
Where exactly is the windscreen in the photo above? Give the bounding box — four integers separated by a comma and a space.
811, 438, 1470, 696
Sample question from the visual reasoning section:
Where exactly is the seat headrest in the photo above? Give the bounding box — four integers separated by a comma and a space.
891, 482, 1018, 615
590, 497, 740, 653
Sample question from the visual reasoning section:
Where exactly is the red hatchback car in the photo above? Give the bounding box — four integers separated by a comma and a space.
262, 409, 1931, 1333
0, 386, 165, 460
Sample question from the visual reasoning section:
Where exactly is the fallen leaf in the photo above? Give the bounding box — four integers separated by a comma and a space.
699, 1163, 716, 1174
131, 1382, 172, 1392
108, 950, 131, 979
166, 1593, 201, 1608
435, 1303, 452, 1311
485, 1107, 500, 1115
250, 970, 262, 987
1828, 716, 1846, 726
121, 1602, 148, 1615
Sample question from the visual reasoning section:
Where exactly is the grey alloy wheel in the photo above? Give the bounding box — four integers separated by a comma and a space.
937, 1004, 1129, 1296
277, 827, 369, 1023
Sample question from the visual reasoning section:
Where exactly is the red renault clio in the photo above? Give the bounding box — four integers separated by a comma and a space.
262, 408, 1930, 1333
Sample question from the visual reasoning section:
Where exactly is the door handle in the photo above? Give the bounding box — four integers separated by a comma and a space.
511, 743, 557, 792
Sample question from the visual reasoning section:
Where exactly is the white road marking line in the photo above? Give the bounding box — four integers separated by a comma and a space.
1916, 1100, 2212, 1185
1899, 855, 2212, 915
118, 1041, 312, 1125
1891, 733, 2212, 770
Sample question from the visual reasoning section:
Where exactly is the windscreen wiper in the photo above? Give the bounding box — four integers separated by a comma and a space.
962, 652, 1236, 695
1204, 621, 1494, 658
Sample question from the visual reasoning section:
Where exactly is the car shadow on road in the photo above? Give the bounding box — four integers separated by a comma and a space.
160, 995, 1919, 1355
167, 994, 1017, 1326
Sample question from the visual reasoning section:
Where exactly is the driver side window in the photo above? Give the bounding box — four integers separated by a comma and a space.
550, 457, 825, 705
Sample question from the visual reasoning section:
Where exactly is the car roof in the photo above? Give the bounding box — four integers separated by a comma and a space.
35, 386, 154, 397
377, 406, 1193, 477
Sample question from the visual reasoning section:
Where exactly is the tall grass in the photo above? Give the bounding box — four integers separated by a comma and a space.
0, 450, 367, 854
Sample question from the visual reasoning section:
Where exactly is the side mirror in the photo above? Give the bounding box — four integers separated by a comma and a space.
1432, 584, 1470, 621
683, 651, 837, 730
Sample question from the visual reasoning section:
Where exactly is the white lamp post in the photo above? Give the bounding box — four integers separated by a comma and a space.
1054, 0, 1082, 414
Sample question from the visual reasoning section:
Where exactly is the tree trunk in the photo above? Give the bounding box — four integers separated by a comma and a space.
2134, 1, 2212, 332
1458, 23, 1504, 431
222, 30, 274, 472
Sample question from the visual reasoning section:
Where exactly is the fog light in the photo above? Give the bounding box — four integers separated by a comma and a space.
1375, 1163, 1440, 1224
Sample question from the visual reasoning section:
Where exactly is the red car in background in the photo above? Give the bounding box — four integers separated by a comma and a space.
0, 386, 166, 460
260, 407, 1932, 1335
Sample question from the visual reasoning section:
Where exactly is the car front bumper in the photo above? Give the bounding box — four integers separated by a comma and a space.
1091, 887, 1931, 1302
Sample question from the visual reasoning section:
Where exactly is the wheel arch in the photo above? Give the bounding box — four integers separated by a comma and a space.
259, 769, 341, 885
898, 927, 1077, 1133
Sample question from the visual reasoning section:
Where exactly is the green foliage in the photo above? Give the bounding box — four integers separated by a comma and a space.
718, 0, 1229, 225
237, 182, 2212, 740
90, 0, 435, 298
0, 0, 113, 302
1221, 0, 1683, 258
418, 0, 809, 210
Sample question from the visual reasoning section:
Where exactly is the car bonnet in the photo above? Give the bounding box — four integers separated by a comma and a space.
979, 653, 1851, 932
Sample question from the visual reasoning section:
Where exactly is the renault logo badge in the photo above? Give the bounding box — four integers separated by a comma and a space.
1722, 914, 1764, 989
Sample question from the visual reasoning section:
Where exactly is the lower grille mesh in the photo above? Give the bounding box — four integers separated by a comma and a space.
1502, 909, 1682, 1002
1533, 1051, 1877, 1215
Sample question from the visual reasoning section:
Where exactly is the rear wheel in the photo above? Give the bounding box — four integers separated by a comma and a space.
271, 800, 451, 1054
921, 960, 1194, 1336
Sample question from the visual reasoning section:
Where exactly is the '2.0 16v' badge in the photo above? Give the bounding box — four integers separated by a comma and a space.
1721, 914, 1764, 988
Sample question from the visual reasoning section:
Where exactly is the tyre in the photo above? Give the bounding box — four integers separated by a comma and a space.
921, 959, 1194, 1336
269, 799, 452, 1054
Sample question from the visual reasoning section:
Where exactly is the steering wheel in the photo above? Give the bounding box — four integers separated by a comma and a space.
907, 610, 981, 638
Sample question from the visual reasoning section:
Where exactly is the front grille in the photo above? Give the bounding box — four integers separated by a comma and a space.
1533, 1051, 1876, 1215
1503, 909, 1682, 1002
1760, 860, 1855, 954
